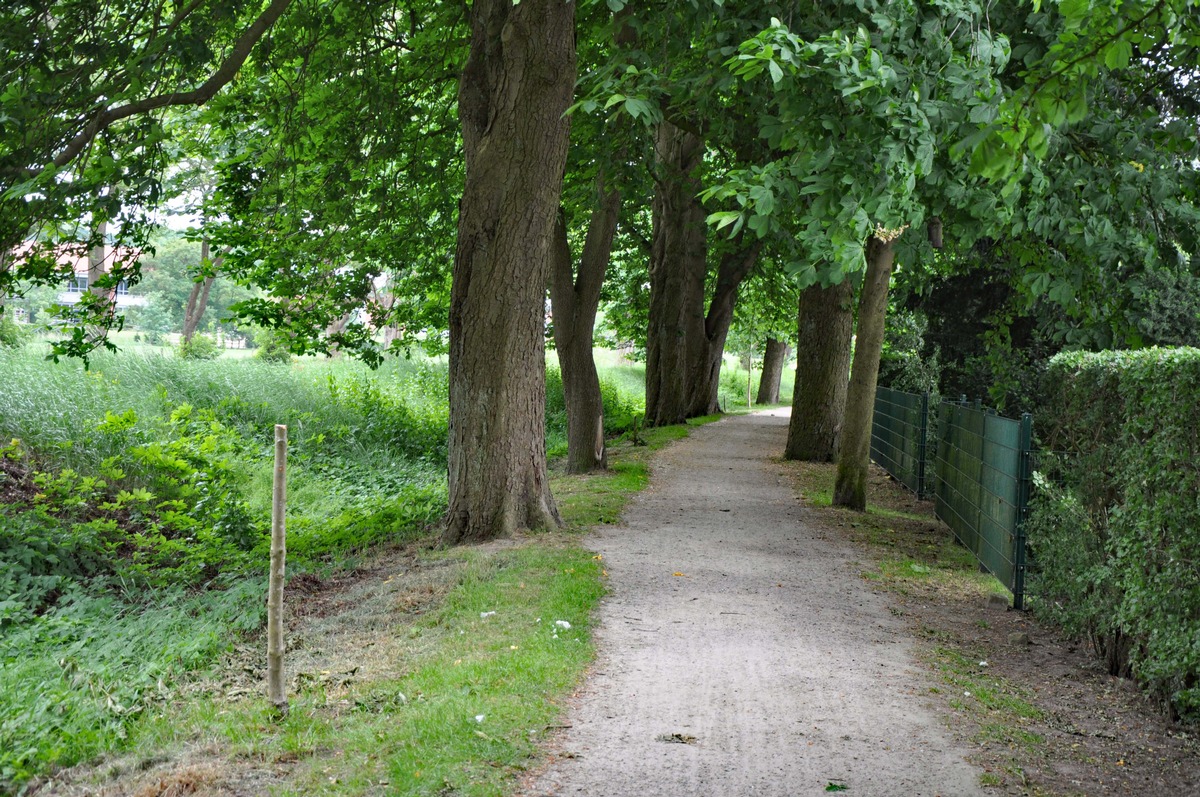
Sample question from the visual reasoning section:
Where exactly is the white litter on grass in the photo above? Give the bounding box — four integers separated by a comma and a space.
964, 691, 972, 697
554, 620, 572, 629
979, 661, 988, 667
480, 611, 496, 618
475, 714, 485, 723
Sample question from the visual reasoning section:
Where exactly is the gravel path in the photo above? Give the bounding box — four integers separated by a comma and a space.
524, 410, 987, 797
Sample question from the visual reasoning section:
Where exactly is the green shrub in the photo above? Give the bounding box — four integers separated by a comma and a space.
1033, 348, 1200, 719
0, 315, 26, 348
177, 333, 221, 360
252, 327, 293, 364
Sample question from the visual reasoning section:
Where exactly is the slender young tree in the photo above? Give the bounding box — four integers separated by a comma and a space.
180, 246, 217, 344
834, 234, 898, 509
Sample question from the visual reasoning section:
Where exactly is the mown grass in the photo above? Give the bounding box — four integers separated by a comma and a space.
0, 344, 455, 787
116, 546, 606, 797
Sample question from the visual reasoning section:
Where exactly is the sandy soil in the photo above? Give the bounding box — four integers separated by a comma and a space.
523, 411, 987, 797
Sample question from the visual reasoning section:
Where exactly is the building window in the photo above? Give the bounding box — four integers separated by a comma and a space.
67, 274, 88, 293
116, 279, 129, 296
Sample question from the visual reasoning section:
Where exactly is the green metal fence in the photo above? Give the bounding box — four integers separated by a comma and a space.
931, 400, 1033, 609
870, 386, 929, 498
870, 389, 1034, 609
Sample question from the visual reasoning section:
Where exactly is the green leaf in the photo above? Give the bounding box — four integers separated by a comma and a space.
623, 97, 652, 120
1103, 38, 1133, 70
768, 59, 784, 85
706, 211, 742, 231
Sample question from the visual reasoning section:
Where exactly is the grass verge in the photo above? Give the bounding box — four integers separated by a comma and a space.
121, 546, 605, 797
35, 413, 709, 796
779, 459, 1048, 790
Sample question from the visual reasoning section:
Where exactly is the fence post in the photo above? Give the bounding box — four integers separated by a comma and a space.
267, 424, 289, 714
1013, 413, 1033, 610
916, 392, 930, 499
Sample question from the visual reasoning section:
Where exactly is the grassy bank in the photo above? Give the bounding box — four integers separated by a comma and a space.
0, 340, 679, 793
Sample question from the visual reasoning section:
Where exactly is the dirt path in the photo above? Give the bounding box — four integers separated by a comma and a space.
524, 411, 986, 797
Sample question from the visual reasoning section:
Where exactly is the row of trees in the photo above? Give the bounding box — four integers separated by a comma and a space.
2, 0, 1199, 540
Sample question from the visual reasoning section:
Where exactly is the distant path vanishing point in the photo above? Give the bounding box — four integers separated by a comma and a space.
523, 410, 987, 797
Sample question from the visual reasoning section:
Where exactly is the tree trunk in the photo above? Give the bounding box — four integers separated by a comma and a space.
0, 249, 7, 314
755, 338, 788, 405
182, 240, 218, 343
834, 236, 897, 510
550, 173, 621, 474
645, 122, 708, 427
695, 239, 761, 415
325, 313, 351, 358
644, 122, 761, 425
785, 280, 854, 461
444, 0, 574, 545
86, 220, 112, 310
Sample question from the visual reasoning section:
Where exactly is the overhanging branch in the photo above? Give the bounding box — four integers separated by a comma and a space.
42, 0, 294, 178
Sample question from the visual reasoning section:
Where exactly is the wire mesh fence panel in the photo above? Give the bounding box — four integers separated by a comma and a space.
870, 387, 929, 497
932, 401, 1033, 607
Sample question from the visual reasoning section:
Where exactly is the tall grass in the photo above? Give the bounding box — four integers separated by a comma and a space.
0, 347, 450, 472
0, 347, 458, 789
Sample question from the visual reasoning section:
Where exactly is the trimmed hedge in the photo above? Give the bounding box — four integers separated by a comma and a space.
1031, 348, 1200, 720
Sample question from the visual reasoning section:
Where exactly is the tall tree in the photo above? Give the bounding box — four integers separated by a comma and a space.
576, 3, 781, 425
755, 339, 788, 405
444, 0, 576, 543
713, 3, 1014, 508
643, 123, 708, 425
834, 233, 898, 509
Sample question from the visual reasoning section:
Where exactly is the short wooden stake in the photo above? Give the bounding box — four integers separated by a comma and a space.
267, 424, 288, 715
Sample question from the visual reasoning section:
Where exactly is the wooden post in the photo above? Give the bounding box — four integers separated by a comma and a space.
267, 424, 288, 714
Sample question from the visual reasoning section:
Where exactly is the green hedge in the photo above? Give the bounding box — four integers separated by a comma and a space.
1032, 348, 1200, 719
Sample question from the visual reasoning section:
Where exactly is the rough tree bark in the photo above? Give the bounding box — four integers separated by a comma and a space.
645, 122, 760, 425
549, 174, 621, 474
834, 236, 898, 510
444, 0, 575, 545
181, 239, 218, 343
645, 122, 708, 427
785, 280, 854, 461
755, 338, 789, 405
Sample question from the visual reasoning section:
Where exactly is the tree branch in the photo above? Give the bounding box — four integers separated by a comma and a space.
1018, 0, 1167, 122
44, 0, 294, 177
